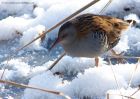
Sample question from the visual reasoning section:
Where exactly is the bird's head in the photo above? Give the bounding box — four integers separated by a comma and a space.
49, 21, 77, 51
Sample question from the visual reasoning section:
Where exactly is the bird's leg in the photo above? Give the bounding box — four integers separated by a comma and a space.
111, 49, 126, 64
95, 57, 99, 67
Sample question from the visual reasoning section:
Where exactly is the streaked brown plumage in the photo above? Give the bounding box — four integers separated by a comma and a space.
70, 14, 130, 49
50, 13, 134, 66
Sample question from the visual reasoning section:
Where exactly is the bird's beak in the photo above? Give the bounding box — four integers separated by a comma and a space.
49, 38, 61, 52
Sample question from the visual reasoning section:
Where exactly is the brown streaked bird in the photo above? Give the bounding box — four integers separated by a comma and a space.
49, 13, 135, 67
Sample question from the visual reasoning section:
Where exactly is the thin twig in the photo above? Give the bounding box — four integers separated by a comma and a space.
99, 0, 112, 14
0, 79, 71, 99
127, 58, 140, 89
108, 93, 136, 99
108, 56, 140, 59
130, 87, 140, 97
47, 52, 66, 71
108, 58, 123, 99
0, 53, 14, 79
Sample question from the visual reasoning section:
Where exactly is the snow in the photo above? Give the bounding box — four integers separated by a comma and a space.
0, 0, 140, 99
124, 13, 140, 23
23, 64, 140, 99
51, 56, 98, 75
20, 25, 45, 50
0, 59, 31, 81
0, 0, 34, 19
0, 16, 30, 40
22, 71, 63, 99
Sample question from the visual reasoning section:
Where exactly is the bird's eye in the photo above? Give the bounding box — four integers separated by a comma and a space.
62, 34, 67, 38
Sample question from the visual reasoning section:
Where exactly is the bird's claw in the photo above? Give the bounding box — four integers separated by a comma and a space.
113, 51, 127, 64
53, 72, 64, 78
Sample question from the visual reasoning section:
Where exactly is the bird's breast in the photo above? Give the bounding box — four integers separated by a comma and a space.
62, 32, 109, 58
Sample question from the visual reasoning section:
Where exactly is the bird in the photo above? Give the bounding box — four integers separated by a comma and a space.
49, 13, 135, 67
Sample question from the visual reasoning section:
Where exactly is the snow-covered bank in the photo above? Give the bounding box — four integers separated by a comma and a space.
23, 64, 140, 99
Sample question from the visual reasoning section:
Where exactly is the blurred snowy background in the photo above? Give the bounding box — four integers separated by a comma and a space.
0, 0, 140, 99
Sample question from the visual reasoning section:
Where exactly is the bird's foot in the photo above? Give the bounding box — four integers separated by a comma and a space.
53, 72, 64, 78
95, 57, 100, 67
111, 49, 127, 64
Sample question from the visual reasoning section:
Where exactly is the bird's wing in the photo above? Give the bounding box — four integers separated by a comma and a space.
72, 14, 130, 48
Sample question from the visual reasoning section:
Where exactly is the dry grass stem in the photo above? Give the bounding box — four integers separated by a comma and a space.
108, 93, 136, 99
0, 79, 71, 99
127, 58, 140, 89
